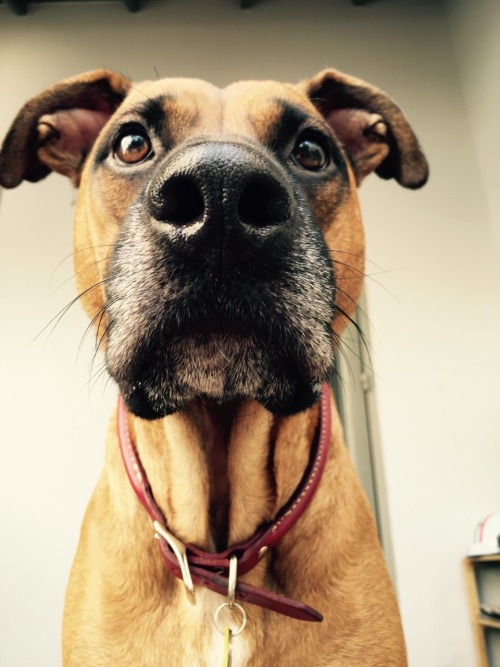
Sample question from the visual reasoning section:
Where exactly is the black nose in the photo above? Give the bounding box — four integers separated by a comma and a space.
146, 139, 294, 270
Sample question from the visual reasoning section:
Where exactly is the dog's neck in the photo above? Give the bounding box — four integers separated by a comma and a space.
123, 399, 321, 552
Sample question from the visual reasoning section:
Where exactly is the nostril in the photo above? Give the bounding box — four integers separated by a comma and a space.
238, 179, 291, 228
149, 175, 204, 225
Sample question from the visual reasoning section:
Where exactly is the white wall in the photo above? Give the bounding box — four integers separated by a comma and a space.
360, 3, 500, 663
1, 1, 499, 666
448, 0, 500, 257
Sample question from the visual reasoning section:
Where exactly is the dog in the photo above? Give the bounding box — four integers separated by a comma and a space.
0, 68, 427, 666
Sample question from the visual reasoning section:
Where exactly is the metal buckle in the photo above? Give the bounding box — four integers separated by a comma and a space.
153, 520, 195, 603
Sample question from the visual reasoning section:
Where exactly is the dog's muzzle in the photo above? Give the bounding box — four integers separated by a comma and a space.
105, 136, 337, 419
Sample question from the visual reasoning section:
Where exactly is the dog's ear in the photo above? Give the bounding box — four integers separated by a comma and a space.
299, 69, 428, 188
0, 70, 131, 188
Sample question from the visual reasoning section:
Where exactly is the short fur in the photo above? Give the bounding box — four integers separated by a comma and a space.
0, 68, 428, 666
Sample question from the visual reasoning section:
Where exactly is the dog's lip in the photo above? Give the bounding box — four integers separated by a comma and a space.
119, 381, 173, 420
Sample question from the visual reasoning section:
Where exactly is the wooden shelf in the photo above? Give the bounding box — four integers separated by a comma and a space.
479, 617, 500, 631
468, 555, 500, 564
464, 556, 500, 666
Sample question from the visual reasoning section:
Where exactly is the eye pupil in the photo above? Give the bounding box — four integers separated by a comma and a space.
292, 138, 328, 171
115, 131, 152, 164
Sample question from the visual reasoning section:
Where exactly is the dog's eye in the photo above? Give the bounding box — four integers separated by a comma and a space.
114, 130, 152, 164
291, 137, 328, 171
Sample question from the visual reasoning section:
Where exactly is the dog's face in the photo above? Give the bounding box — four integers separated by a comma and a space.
89, 79, 349, 418
0, 70, 428, 419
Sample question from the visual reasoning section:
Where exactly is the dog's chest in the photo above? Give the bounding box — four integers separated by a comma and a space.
195, 629, 250, 667
181, 589, 251, 667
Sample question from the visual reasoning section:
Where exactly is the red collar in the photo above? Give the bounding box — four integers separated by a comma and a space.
117, 383, 331, 622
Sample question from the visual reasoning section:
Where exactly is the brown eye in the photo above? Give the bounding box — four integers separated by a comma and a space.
291, 137, 328, 171
114, 130, 152, 164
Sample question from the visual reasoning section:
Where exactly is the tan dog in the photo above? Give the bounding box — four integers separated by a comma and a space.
0, 69, 427, 666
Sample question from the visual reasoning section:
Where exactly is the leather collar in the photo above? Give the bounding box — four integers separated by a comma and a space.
117, 383, 332, 622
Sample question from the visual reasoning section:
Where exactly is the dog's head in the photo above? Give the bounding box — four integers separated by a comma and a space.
0, 69, 427, 418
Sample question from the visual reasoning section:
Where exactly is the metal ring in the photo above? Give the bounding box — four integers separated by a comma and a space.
214, 602, 247, 637
228, 555, 237, 609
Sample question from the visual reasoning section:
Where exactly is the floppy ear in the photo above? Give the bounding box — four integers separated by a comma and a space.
0, 69, 131, 188
299, 69, 428, 188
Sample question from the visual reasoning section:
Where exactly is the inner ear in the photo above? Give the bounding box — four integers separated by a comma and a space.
37, 108, 113, 185
325, 108, 391, 184
0, 69, 131, 189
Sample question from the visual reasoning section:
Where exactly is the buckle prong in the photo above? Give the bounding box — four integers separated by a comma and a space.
153, 520, 195, 603
228, 555, 237, 610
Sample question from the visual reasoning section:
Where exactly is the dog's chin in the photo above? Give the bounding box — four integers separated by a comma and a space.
115, 336, 328, 420
120, 378, 323, 421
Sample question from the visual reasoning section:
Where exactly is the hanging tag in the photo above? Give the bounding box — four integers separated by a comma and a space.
223, 625, 233, 667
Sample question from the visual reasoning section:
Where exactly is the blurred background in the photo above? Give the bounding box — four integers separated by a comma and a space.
0, 0, 499, 665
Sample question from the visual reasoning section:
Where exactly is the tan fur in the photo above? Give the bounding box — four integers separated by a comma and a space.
0, 69, 428, 666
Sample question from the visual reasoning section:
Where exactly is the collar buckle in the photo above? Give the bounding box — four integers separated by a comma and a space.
153, 520, 196, 603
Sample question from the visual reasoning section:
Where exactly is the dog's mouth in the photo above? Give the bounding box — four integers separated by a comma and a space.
108, 295, 335, 419
104, 222, 338, 419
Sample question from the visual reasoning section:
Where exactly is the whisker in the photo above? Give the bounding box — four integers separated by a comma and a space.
76, 303, 109, 362
335, 304, 377, 382
86, 322, 113, 397
92, 319, 113, 368
90, 364, 110, 396
330, 248, 393, 272
330, 255, 399, 302
50, 243, 115, 278
32, 277, 114, 349
49, 256, 112, 296
77, 359, 107, 398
